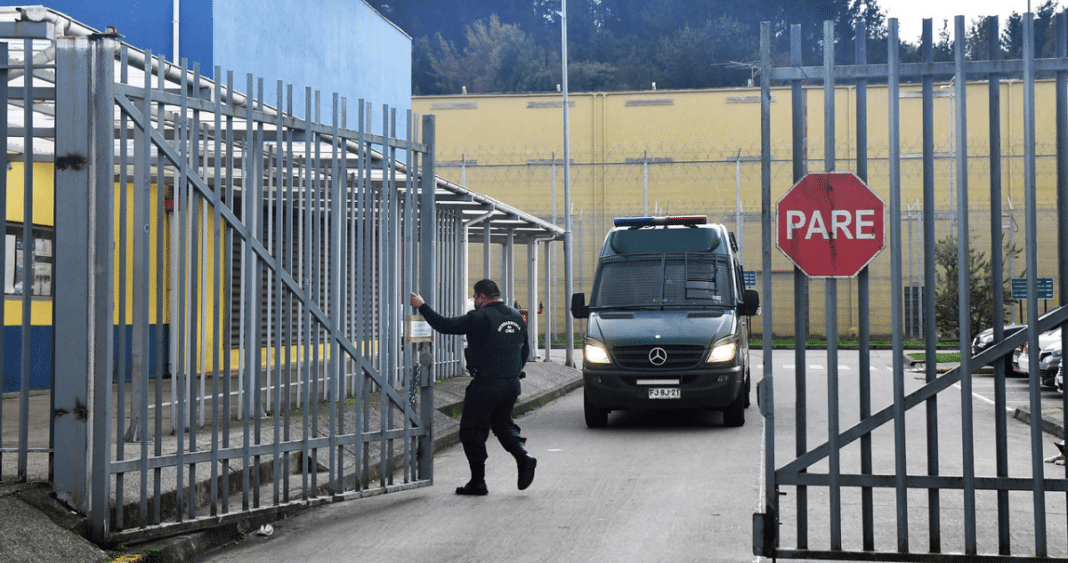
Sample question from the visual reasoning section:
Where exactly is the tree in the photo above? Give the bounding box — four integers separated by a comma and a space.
427, 15, 554, 94
653, 16, 757, 90
934, 235, 1019, 340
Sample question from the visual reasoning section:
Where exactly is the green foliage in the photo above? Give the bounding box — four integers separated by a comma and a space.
427, 15, 554, 94
933, 234, 1019, 340
378, 0, 1064, 95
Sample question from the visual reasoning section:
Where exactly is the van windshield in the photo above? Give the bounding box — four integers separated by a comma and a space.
589, 253, 735, 309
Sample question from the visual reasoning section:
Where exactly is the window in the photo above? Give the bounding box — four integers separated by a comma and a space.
590, 253, 733, 309
6, 224, 53, 297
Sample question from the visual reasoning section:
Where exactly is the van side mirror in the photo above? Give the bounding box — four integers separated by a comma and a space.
571, 293, 590, 319
740, 289, 760, 316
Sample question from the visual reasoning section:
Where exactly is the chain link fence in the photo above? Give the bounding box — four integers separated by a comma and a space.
442, 149, 1060, 342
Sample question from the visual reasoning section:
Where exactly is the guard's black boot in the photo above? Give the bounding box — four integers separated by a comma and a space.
457, 462, 488, 495
510, 444, 537, 491
455, 480, 489, 496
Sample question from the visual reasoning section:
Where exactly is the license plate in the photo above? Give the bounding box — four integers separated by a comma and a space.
649, 388, 680, 399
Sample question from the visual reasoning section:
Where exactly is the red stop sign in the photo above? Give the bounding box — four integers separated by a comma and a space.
776, 172, 885, 278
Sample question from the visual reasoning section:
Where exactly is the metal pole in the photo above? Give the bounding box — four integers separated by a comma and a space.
889, 18, 909, 553
419, 115, 436, 480
989, 15, 1012, 555
953, 16, 978, 555
789, 24, 808, 550
854, 20, 874, 552
643, 149, 649, 215
736, 149, 743, 265
821, 21, 841, 551
55, 34, 116, 542
921, 19, 940, 552
1023, 12, 1048, 557
1057, 11, 1068, 550
562, 0, 575, 367
758, 20, 776, 557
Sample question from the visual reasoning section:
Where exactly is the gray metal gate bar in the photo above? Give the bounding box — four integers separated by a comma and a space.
1060, 10, 1068, 547
853, 20, 874, 553
1022, 13, 1048, 557
757, 19, 776, 558
789, 23, 808, 551
920, 19, 942, 553
952, 17, 978, 554
987, 15, 1011, 555
821, 21, 842, 551
887, 19, 910, 553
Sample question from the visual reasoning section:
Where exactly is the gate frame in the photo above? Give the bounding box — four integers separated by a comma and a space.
40, 23, 563, 544
757, 13, 1068, 561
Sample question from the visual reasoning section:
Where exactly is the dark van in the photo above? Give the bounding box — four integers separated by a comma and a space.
571, 215, 759, 427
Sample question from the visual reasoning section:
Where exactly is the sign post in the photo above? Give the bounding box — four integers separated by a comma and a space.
777, 172, 886, 278
1012, 277, 1055, 317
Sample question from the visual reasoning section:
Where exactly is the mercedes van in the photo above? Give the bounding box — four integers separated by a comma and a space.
570, 216, 759, 427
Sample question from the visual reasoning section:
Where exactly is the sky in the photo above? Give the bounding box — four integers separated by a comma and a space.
884, 0, 1043, 44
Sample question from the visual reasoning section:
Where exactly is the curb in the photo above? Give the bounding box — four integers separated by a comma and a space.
1012, 407, 1066, 439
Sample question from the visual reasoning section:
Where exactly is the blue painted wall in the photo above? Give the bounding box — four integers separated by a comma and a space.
213, 0, 411, 120
36, 1, 411, 117
32, 0, 212, 69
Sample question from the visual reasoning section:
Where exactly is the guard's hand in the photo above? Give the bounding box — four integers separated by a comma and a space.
409, 292, 425, 308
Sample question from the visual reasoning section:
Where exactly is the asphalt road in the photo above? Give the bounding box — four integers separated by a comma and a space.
198, 348, 1068, 563
198, 384, 764, 562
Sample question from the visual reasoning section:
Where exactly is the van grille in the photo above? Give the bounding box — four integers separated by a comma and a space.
613, 345, 706, 370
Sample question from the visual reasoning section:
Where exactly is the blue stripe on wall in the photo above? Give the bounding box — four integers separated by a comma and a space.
2, 325, 170, 392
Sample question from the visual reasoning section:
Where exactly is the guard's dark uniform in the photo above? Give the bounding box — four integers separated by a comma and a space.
417, 300, 530, 476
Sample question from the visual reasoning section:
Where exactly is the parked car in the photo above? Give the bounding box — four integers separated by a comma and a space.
1056, 364, 1064, 393
1016, 327, 1063, 379
1038, 340, 1063, 389
971, 323, 1026, 373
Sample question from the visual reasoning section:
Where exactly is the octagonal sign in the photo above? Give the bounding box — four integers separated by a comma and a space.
776, 172, 885, 278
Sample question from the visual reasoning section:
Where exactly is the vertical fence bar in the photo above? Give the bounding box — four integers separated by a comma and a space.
952, 17, 977, 555
153, 53, 168, 525
887, 18, 909, 554
1023, 11, 1048, 557
758, 19, 777, 557
401, 109, 414, 484
853, 20, 875, 553
821, 20, 842, 551
210, 67, 225, 516
920, 19, 941, 553
989, 15, 1012, 556
420, 115, 437, 481
88, 35, 116, 544
0, 40, 6, 477
17, 36, 32, 482
0, 41, 6, 479
1057, 11, 1068, 550
329, 93, 341, 492
115, 43, 129, 531
789, 23, 808, 550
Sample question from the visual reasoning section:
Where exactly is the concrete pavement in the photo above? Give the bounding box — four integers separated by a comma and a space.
0, 353, 584, 563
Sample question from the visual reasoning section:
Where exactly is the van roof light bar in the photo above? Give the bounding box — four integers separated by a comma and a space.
613, 215, 707, 228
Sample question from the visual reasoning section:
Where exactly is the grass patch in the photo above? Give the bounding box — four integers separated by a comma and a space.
908, 352, 961, 363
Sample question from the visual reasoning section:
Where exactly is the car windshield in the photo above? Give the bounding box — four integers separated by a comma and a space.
589, 253, 734, 309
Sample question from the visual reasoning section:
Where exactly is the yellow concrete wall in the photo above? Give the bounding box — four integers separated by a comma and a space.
416, 80, 1062, 340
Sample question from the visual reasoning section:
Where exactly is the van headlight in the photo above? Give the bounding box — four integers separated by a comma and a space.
584, 340, 611, 364
706, 337, 738, 363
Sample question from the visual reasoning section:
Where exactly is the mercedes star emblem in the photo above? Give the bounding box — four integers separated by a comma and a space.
648, 347, 668, 366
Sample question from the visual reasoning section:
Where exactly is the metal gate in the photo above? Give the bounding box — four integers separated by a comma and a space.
48, 32, 445, 543
756, 14, 1068, 561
